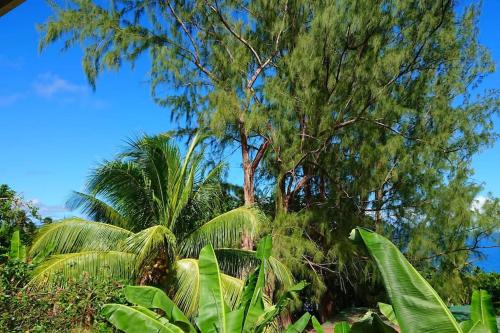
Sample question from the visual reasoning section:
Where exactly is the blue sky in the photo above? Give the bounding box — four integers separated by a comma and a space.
0, 2, 498, 269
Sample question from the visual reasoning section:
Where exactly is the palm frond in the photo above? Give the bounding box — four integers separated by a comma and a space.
66, 191, 129, 228
221, 273, 244, 309
179, 206, 265, 257
123, 135, 181, 224
188, 162, 226, 222
173, 258, 244, 317
27, 251, 136, 289
168, 158, 197, 228
268, 257, 295, 290
173, 259, 200, 316
29, 218, 133, 256
122, 225, 177, 268
214, 248, 258, 278
87, 160, 157, 230
215, 249, 295, 292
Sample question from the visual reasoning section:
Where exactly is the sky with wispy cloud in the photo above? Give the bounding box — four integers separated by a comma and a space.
0, 2, 174, 219
0, 2, 498, 268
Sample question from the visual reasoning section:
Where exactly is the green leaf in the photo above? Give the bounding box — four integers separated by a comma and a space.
19, 244, 27, 262
131, 305, 171, 326
226, 308, 245, 333
29, 218, 132, 256
174, 258, 243, 317
180, 206, 263, 258
122, 225, 176, 268
102, 303, 180, 333
256, 235, 272, 260
214, 248, 295, 293
351, 228, 462, 333
460, 320, 475, 333
334, 322, 351, 333
32, 242, 55, 265
255, 281, 308, 332
66, 191, 130, 228
284, 312, 311, 333
198, 244, 227, 333
470, 290, 497, 333
27, 251, 136, 289
9, 230, 21, 260
242, 258, 266, 333
312, 316, 325, 333
468, 323, 491, 333
350, 312, 397, 333
124, 286, 195, 333
377, 302, 398, 326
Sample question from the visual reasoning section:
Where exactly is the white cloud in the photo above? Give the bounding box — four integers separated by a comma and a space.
31, 198, 69, 217
0, 93, 23, 107
33, 73, 87, 98
471, 195, 489, 212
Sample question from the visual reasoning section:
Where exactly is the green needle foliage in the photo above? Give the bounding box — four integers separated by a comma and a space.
28, 134, 292, 316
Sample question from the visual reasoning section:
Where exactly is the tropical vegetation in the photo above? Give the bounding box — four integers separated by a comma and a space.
103, 237, 310, 333
101, 228, 498, 333
27, 135, 294, 316
38, 0, 500, 311
0, 0, 499, 332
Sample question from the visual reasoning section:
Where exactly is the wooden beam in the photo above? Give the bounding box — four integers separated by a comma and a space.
0, 0, 25, 17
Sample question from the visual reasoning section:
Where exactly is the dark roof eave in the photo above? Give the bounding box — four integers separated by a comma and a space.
0, 0, 26, 17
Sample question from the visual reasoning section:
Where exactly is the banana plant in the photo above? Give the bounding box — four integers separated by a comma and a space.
347, 227, 498, 333
4, 230, 52, 264
103, 236, 309, 333
458, 289, 497, 333
317, 311, 397, 333
8, 230, 26, 261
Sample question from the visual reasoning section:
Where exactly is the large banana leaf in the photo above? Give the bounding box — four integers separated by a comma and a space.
283, 312, 311, 333
241, 236, 271, 333
350, 312, 397, 333
350, 228, 462, 333
198, 244, 227, 333
377, 302, 399, 326
311, 316, 325, 333
334, 322, 351, 333
123, 285, 195, 333
470, 290, 498, 333
9, 230, 26, 261
254, 281, 308, 333
102, 303, 183, 333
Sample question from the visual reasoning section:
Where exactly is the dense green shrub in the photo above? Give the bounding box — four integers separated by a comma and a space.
0, 264, 125, 332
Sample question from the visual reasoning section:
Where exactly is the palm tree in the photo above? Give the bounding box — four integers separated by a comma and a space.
28, 134, 291, 315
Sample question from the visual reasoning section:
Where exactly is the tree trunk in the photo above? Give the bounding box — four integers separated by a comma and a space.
242, 161, 255, 206
275, 172, 289, 215
241, 141, 255, 250
239, 122, 255, 206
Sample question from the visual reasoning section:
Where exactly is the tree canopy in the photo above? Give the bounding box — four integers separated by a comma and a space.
39, 0, 499, 310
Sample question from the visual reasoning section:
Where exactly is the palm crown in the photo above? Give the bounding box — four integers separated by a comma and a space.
28, 134, 286, 315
